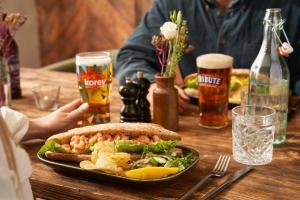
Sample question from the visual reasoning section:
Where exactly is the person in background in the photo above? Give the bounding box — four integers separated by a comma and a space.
116, 0, 300, 112
0, 99, 89, 200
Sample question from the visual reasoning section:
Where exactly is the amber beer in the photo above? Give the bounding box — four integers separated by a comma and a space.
76, 52, 112, 125
197, 54, 233, 128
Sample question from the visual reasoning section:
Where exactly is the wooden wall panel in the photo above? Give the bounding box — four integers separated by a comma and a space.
35, 0, 153, 66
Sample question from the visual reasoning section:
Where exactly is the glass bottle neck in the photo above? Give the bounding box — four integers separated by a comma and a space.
260, 10, 282, 54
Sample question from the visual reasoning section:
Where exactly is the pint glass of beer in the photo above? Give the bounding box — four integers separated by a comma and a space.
197, 54, 233, 129
76, 52, 112, 125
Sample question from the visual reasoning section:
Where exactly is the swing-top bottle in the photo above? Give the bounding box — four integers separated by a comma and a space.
248, 8, 290, 145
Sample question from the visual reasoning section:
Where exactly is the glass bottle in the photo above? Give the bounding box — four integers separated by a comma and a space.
248, 8, 290, 145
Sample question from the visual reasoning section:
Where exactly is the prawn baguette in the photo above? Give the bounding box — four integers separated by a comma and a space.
48, 123, 181, 145
41, 123, 181, 161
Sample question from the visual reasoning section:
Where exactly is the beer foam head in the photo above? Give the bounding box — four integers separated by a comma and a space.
196, 54, 233, 69
76, 52, 112, 66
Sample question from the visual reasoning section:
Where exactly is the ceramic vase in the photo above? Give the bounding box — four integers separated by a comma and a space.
153, 74, 179, 131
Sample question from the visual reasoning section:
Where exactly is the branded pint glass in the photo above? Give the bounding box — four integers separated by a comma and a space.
76, 52, 112, 125
197, 54, 233, 129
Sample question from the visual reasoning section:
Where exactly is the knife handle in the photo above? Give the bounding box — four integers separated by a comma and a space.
179, 174, 213, 200
200, 177, 232, 200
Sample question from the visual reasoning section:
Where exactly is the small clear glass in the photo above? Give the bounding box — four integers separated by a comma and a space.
232, 106, 276, 165
32, 84, 60, 111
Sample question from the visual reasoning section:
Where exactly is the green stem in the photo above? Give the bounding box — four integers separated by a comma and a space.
164, 40, 173, 77
169, 31, 180, 77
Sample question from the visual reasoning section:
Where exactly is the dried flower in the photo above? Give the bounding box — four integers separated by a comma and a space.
152, 10, 192, 77
151, 35, 169, 75
0, 12, 26, 58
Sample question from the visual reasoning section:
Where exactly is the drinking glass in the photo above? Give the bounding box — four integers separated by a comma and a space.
76, 52, 112, 125
32, 84, 60, 111
232, 106, 276, 165
197, 53, 233, 129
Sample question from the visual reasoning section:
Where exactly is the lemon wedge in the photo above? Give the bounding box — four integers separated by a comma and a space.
125, 167, 179, 180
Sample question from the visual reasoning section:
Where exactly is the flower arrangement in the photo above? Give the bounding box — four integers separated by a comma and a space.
151, 10, 192, 78
0, 12, 26, 58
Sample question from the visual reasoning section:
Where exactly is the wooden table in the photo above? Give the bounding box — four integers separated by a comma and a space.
16, 68, 300, 200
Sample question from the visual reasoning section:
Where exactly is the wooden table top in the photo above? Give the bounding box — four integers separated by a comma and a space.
17, 68, 300, 200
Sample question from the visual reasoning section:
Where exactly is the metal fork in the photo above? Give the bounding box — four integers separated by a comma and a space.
178, 155, 231, 200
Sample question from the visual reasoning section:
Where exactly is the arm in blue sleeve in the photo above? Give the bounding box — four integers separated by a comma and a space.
116, 0, 170, 84
289, 39, 300, 95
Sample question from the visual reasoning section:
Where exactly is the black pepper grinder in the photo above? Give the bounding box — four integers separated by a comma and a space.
119, 77, 139, 122
134, 71, 151, 122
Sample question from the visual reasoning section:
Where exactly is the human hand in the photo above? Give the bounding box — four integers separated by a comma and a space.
175, 85, 190, 113
148, 83, 190, 114
25, 99, 89, 140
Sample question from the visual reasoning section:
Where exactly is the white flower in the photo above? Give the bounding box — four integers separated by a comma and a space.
160, 22, 178, 40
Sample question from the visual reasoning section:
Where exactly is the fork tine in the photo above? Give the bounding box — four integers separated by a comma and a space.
222, 156, 231, 172
213, 155, 223, 171
218, 155, 228, 171
213, 155, 224, 171
216, 155, 227, 171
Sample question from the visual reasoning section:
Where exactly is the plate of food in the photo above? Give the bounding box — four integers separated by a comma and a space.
183, 69, 249, 105
37, 123, 199, 184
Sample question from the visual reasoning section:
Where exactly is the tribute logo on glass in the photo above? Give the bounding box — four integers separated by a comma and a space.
198, 75, 222, 86
76, 52, 112, 125
197, 53, 233, 129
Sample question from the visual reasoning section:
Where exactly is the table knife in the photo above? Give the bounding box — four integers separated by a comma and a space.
201, 166, 254, 200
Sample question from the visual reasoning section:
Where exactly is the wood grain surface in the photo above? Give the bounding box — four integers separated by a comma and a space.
16, 68, 300, 200
35, 0, 153, 66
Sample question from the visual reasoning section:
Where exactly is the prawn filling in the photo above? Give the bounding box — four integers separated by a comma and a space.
65, 133, 162, 153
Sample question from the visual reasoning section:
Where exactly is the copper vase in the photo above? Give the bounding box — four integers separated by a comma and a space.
153, 74, 179, 131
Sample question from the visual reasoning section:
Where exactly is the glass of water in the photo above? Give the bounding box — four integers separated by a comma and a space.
232, 106, 276, 165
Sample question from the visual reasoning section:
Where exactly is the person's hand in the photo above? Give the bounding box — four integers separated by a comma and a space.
25, 99, 89, 140
175, 85, 190, 113
148, 83, 190, 114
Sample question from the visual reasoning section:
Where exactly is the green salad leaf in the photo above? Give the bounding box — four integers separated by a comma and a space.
164, 153, 196, 171
38, 140, 73, 155
149, 156, 168, 166
185, 78, 198, 89
146, 141, 178, 153
115, 140, 144, 153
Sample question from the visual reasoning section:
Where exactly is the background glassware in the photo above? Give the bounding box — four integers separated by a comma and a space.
232, 106, 276, 165
197, 53, 233, 129
32, 84, 60, 111
76, 52, 112, 125
240, 86, 248, 107
0, 59, 11, 107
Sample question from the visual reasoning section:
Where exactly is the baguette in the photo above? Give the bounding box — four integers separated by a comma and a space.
48, 123, 181, 145
44, 123, 181, 162
45, 151, 91, 163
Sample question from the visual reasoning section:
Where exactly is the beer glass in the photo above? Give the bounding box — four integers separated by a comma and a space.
197, 53, 233, 129
76, 52, 112, 125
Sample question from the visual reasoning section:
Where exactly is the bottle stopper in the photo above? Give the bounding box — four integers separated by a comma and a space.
267, 19, 294, 57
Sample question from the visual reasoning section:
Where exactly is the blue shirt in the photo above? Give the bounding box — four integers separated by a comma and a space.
116, 0, 300, 94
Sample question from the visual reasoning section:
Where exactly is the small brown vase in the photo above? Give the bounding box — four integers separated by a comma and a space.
153, 74, 179, 131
